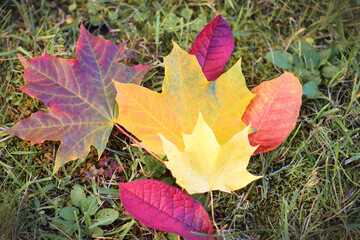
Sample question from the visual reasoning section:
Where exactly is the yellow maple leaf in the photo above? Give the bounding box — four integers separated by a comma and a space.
114, 42, 254, 154
160, 113, 262, 194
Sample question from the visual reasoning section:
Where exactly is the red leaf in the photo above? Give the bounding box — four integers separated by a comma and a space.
119, 179, 214, 240
189, 14, 234, 81
5, 24, 149, 171
242, 72, 302, 154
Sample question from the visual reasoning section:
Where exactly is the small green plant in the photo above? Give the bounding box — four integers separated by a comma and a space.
51, 185, 119, 238
265, 39, 345, 98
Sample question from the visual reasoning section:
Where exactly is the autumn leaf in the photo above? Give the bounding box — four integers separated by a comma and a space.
119, 179, 214, 240
242, 73, 302, 154
114, 42, 254, 154
189, 14, 234, 81
4, 25, 149, 172
160, 113, 262, 194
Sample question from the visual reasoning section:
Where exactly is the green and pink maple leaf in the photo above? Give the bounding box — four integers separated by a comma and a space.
4, 24, 149, 172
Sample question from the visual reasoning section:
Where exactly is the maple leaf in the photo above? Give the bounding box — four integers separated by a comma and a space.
160, 113, 262, 194
114, 42, 254, 154
189, 14, 234, 81
119, 179, 214, 240
4, 25, 149, 172
242, 73, 302, 154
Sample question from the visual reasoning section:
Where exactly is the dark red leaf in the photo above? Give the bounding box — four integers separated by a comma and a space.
189, 14, 234, 81
119, 179, 214, 240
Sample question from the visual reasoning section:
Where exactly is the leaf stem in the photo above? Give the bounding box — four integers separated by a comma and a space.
210, 190, 220, 233
115, 124, 164, 164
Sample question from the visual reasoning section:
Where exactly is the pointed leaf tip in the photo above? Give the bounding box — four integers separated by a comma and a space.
80, 22, 86, 31
53, 163, 60, 174
119, 179, 214, 240
17, 54, 29, 68
168, 41, 195, 61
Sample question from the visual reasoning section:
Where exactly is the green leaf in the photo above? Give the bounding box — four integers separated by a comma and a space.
95, 208, 119, 226
91, 226, 104, 238
59, 206, 80, 222
293, 55, 301, 65
265, 50, 293, 69
87, 1, 100, 14
300, 40, 319, 69
328, 41, 345, 64
68, 3, 77, 12
300, 71, 322, 84
71, 185, 86, 208
163, 13, 181, 31
189, 13, 207, 31
322, 65, 339, 79
318, 49, 332, 67
51, 218, 77, 236
180, 8, 193, 20
293, 66, 307, 76
81, 196, 98, 216
303, 81, 323, 99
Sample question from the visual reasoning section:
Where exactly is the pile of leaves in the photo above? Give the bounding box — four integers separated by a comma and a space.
3, 15, 302, 239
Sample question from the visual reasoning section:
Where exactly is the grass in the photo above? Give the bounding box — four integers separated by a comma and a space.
1, 0, 359, 239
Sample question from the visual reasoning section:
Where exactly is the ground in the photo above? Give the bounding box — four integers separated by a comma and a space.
0, 0, 359, 239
